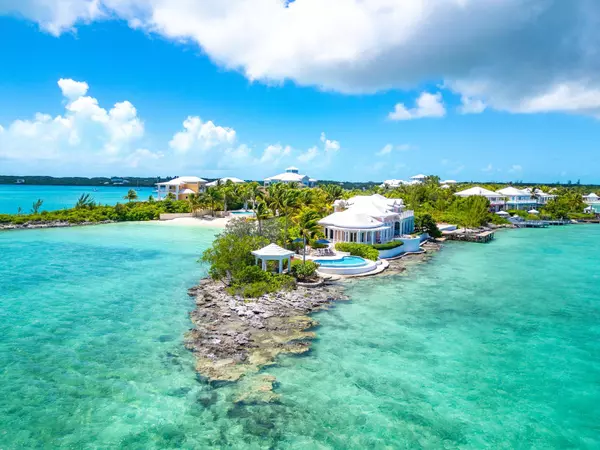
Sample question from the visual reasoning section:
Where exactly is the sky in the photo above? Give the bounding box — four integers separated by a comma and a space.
1, 1, 600, 183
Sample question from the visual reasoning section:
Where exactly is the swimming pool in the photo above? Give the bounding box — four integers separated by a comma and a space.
230, 211, 255, 216
314, 256, 368, 267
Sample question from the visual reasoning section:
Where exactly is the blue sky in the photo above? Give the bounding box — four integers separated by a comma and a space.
1, 1, 600, 183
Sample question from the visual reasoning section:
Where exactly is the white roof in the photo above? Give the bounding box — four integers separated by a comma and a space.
265, 172, 308, 182
585, 193, 599, 198
442, 180, 457, 184
497, 187, 530, 196
455, 186, 503, 198
319, 211, 388, 229
157, 176, 207, 186
251, 243, 295, 258
286, 166, 299, 171
496, 210, 510, 216
410, 174, 427, 180
180, 188, 195, 194
206, 177, 245, 187
528, 209, 539, 214
382, 179, 407, 186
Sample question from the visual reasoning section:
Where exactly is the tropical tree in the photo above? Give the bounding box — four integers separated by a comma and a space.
253, 200, 271, 235
206, 187, 223, 217
31, 199, 43, 214
124, 189, 138, 202
17, 206, 23, 216
75, 193, 96, 209
297, 209, 322, 263
187, 192, 205, 216
279, 189, 300, 247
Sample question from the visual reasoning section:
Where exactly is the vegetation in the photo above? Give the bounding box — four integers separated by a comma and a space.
372, 241, 403, 251
414, 213, 442, 238
290, 260, 319, 282
124, 189, 138, 202
334, 242, 379, 261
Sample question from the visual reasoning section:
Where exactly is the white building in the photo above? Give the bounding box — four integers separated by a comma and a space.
534, 189, 557, 205
156, 176, 207, 200
410, 174, 427, 183
206, 177, 245, 187
441, 179, 457, 185
264, 167, 317, 187
381, 179, 407, 188
583, 193, 600, 204
497, 187, 537, 211
319, 194, 415, 244
454, 186, 506, 211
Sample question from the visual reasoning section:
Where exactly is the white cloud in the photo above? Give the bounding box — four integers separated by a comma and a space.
458, 96, 486, 114
298, 146, 319, 163
0, 78, 151, 172
377, 143, 412, 156
58, 78, 89, 99
388, 92, 446, 121
260, 144, 291, 164
482, 163, 494, 173
509, 164, 523, 173
5, 1, 600, 117
169, 116, 236, 153
320, 132, 340, 152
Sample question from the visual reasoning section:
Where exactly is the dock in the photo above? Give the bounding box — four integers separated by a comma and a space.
445, 229, 495, 243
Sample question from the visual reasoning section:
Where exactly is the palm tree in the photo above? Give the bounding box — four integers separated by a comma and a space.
220, 180, 236, 213
124, 189, 138, 202
31, 199, 43, 214
205, 187, 223, 217
187, 192, 204, 216
75, 193, 95, 209
280, 189, 300, 247
254, 200, 271, 235
297, 210, 322, 263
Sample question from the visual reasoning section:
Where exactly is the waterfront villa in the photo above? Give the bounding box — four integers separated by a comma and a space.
583, 193, 600, 204
497, 187, 537, 211
156, 176, 207, 200
319, 194, 415, 244
206, 177, 245, 187
454, 186, 506, 211
264, 167, 317, 187
534, 189, 557, 205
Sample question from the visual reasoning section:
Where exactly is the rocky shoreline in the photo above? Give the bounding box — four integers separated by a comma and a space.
184, 240, 443, 403
0, 220, 114, 231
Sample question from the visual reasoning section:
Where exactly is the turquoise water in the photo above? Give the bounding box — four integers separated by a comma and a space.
231, 211, 255, 216
315, 256, 368, 267
1, 224, 600, 448
0, 185, 154, 214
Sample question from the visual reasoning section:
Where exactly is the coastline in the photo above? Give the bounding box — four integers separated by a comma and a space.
184, 239, 443, 402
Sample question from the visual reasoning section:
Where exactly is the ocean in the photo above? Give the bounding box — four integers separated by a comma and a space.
1, 224, 599, 448
0, 185, 155, 214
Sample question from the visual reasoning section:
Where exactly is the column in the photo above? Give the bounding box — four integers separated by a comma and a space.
279, 259, 283, 274
262, 259, 267, 271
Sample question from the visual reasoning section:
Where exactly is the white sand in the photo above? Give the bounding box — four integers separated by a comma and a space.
156, 217, 231, 228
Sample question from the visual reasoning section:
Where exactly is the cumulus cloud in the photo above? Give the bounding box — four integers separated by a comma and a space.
320, 132, 340, 152
509, 164, 523, 173
7, 1, 600, 116
297, 146, 319, 163
388, 92, 446, 120
0, 78, 151, 172
458, 96, 486, 115
169, 116, 236, 153
260, 144, 292, 164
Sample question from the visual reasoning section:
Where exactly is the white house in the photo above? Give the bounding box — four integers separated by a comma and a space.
156, 176, 207, 200
264, 167, 317, 187
497, 187, 537, 211
206, 177, 245, 187
534, 189, 557, 205
381, 179, 407, 188
319, 194, 415, 244
454, 186, 506, 211
410, 174, 427, 183
441, 180, 457, 185
583, 193, 600, 204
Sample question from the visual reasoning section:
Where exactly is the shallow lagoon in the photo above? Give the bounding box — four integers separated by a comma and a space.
1, 223, 599, 448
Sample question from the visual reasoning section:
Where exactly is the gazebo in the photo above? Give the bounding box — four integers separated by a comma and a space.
251, 243, 295, 273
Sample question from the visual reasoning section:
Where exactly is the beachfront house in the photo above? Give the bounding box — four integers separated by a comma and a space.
454, 186, 506, 212
156, 176, 207, 201
319, 194, 415, 244
264, 167, 317, 187
206, 177, 245, 187
534, 189, 557, 206
496, 187, 537, 211
583, 193, 600, 204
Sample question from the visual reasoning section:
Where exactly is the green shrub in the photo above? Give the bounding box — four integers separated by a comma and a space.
236, 265, 271, 284
372, 241, 403, 251
334, 242, 379, 261
290, 260, 319, 281
229, 273, 296, 298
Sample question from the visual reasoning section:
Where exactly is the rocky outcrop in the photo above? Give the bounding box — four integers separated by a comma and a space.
0, 220, 114, 231
184, 278, 347, 383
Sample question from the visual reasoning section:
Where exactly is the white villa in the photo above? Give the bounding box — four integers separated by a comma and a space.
583, 193, 600, 204
410, 174, 427, 184
156, 176, 207, 201
264, 167, 317, 188
206, 177, 245, 187
534, 189, 557, 205
318, 194, 415, 244
381, 179, 407, 188
441, 179, 457, 185
454, 186, 506, 211
497, 187, 537, 211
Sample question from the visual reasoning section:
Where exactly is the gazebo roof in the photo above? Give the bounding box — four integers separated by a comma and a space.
251, 243, 295, 258
180, 188, 195, 194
